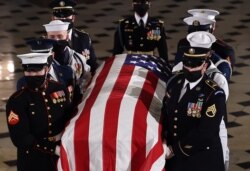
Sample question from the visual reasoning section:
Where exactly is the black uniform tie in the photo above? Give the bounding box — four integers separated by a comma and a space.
179, 83, 190, 101
139, 19, 144, 29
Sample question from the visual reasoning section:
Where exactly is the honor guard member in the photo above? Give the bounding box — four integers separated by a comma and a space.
175, 16, 232, 81
17, 38, 74, 90
183, 9, 236, 69
113, 0, 169, 65
6, 53, 72, 171
49, 0, 98, 73
162, 47, 226, 171
172, 31, 230, 169
44, 20, 91, 94
16, 38, 81, 105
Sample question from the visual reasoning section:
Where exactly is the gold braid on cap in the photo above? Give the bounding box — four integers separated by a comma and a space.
184, 48, 211, 58
53, 6, 73, 9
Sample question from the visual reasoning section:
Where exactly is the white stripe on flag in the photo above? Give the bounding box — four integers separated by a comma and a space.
116, 66, 147, 170
89, 55, 127, 171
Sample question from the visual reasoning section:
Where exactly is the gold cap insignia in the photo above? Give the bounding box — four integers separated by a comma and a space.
193, 20, 200, 26
206, 104, 216, 117
59, 1, 65, 7
189, 48, 195, 54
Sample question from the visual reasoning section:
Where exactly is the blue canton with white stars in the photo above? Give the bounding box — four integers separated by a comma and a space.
124, 54, 172, 83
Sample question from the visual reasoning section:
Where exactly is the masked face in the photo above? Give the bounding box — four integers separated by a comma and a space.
53, 40, 69, 51
53, 40, 70, 65
25, 75, 46, 90
182, 60, 207, 82
183, 67, 203, 82
133, 3, 150, 17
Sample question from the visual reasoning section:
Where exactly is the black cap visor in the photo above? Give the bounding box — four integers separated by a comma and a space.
22, 64, 46, 72
53, 8, 75, 18
183, 57, 206, 68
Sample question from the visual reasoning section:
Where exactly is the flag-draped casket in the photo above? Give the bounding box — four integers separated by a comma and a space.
57, 54, 172, 171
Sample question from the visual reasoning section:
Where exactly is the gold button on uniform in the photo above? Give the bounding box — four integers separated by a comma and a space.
174, 125, 177, 129
42, 92, 46, 96
174, 133, 177, 136
174, 110, 178, 113
174, 117, 178, 121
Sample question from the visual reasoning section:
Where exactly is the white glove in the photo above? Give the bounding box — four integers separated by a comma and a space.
55, 145, 60, 156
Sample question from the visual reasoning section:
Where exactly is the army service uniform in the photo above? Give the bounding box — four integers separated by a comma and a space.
113, 16, 168, 62
162, 74, 225, 171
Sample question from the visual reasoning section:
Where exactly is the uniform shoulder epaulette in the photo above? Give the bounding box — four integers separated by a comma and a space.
159, 19, 164, 24
150, 18, 165, 27
75, 28, 88, 34
118, 18, 125, 22
11, 89, 25, 99
166, 73, 183, 91
205, 79, 219, 90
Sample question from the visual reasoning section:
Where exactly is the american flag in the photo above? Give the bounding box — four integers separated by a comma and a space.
57, 54, 172, 171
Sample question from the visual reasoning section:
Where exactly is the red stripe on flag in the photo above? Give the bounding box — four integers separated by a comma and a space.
140, 123, 164, 171
74, 57, 115, 171
60, 146, 70, 171
102, 64, 135, 170
131, 71, 159, 171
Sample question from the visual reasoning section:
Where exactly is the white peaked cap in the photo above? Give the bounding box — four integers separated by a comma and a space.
187, 9, 220, 21
187, 31, 216, 48
17, 52, 52, 64
183, 16, 215, 25
43, 20, 69, 32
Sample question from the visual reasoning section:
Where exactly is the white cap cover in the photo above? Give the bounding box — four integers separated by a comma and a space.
183, 16, 215, 25
187, 9, 220, 21
43, 20, 69, 32
187, 31, 216, 48
17, 52, 52, 64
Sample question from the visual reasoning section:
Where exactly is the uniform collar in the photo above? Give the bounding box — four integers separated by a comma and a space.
68, 28, 73, 40
184, 76, 203, 90
134, 12, 148, 26
49, 64, 58, 81
207, 60, 216, 70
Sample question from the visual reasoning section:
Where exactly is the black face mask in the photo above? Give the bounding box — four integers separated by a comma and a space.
133, 4, 149, 17
53, 40, 69, 52
53, 40, 70, 65
183, 67, 203, 82
61, 19, 74, 30
25, 75, 46, 90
